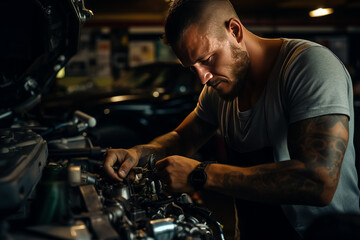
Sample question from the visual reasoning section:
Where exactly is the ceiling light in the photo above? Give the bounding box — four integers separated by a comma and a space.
309, 8, 334, 17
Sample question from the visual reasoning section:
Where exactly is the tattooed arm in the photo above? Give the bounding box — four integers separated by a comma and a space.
205, 114, 349, 206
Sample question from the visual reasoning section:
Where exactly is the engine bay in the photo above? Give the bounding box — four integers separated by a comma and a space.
0, 112, 225, 240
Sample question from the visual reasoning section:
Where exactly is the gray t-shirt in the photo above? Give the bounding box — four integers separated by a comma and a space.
194, 38, 360, 236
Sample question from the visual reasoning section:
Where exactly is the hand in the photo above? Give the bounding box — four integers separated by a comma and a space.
104, 148, 139, 181
155, 155, 200, 193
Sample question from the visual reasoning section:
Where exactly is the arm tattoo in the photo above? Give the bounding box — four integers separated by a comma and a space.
222, 115, 349, 204
288, 114, 348, 181
286, 114, 348, 202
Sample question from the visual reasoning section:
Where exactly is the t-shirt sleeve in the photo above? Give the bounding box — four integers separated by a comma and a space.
283, 45, 352, 124
194, 85, 219, 126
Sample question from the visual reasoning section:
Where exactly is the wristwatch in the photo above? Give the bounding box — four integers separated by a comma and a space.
188, 161, 215, 190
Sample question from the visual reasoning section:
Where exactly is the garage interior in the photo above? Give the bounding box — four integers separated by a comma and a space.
1, 0, 360, 239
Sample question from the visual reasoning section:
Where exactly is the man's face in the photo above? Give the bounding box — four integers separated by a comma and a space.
174, 24, 250, 101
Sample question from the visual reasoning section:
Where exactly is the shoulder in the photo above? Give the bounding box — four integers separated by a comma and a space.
278, 39, 350, 89
276, 39, 352, 123
281, 38, 324, 55
281, 39, 345, 73
198, 85, 220, 104
195, 85, 221, 125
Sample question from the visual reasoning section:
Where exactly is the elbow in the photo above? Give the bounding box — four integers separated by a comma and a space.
306, 191, 334, 207
300, 174, 338, 206
306, 168, 340, 206
320, 185, 338, 206
312, 182, 338, 207
317, 192, 334, 207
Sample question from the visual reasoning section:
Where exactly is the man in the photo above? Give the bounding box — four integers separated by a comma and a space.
105, 0, 360, 239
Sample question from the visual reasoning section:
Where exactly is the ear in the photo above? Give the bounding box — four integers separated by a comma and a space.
227, 18, 243, 43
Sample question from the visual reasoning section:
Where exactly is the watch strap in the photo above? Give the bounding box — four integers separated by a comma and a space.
196, 161, 213, 171
189, 161, 215, 190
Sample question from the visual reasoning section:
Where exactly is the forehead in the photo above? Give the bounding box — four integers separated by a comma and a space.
174, 24, 214, 67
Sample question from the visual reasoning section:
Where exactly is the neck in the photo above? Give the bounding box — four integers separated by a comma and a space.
245, 30, 282, 85
237, 29, 283, 111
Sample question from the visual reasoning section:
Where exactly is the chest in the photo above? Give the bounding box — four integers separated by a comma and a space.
218, 88, 289, 159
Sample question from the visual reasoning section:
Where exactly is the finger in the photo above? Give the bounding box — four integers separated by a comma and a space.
155, 158, 170, 172
104, 151, 122, 181
154, 165, 171, 188
127, 170, 136, 182
118, 156, 137, 178
160, 175, 176, 194
162, 182, 170, 193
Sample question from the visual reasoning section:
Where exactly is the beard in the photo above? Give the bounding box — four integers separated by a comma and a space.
208, 44, 250, 101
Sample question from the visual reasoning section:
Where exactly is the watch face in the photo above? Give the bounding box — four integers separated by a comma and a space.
189, 169, 207, 190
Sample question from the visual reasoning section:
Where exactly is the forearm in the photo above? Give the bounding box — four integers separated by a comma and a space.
132, 130, 193, 165
131, 111, 216, 165
205, 160, 334, 206
105, 112, 216, 179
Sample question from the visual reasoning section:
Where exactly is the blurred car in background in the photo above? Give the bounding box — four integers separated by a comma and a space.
34, 61, 204, 149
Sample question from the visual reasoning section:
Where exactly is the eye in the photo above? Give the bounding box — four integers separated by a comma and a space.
189, 66, 197, 73
201, 56, 212, 65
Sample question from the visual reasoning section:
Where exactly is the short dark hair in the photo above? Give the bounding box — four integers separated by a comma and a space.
163, 0, 237, 46
164, 0, 205, 46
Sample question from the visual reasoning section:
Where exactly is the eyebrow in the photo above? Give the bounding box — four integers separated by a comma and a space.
182, 53, 210, 68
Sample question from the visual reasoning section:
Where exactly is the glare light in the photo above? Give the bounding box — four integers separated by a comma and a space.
152, 91, 160, 98
104, 108, 110, 115
309, 8, 334, 17
56, 67, 65, 78
110, 96, 126, 102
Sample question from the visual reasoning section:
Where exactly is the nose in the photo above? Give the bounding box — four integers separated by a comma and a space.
194, 66, 213, 84
202, 72, 213, 84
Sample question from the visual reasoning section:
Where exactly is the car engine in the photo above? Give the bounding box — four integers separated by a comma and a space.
0, 111, 225, 240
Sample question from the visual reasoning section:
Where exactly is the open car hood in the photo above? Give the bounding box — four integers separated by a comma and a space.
0, 0, 92, 121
